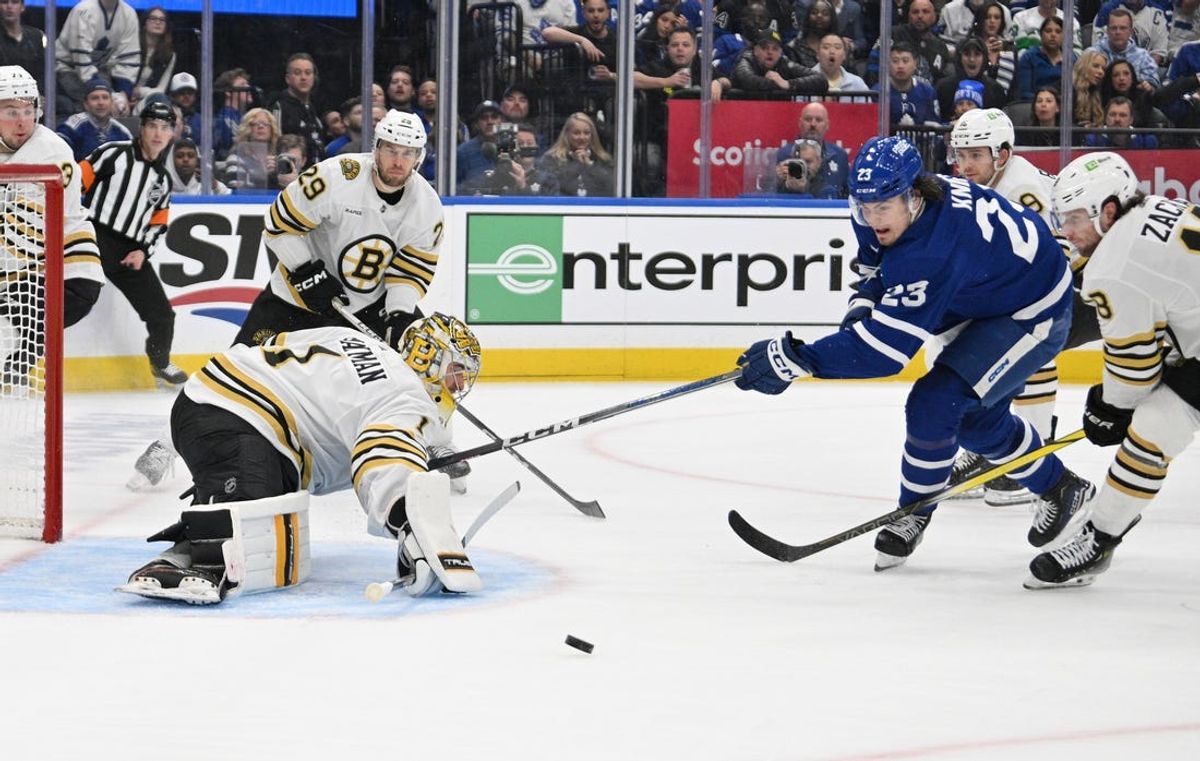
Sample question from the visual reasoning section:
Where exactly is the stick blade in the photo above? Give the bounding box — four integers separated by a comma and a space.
574, 499, 605, 519
728, 510, 810, 563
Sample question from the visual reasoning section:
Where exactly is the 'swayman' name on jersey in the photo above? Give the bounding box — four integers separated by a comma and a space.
339, 336, 387, 384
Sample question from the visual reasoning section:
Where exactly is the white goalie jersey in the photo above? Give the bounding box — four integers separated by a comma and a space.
263, 153, 444, 316
0, 124, 102, 284
1082, 195, 1200, 409
179, 326, 447, 537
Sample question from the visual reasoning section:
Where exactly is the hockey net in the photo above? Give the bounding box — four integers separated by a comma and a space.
0, 165, 64, 543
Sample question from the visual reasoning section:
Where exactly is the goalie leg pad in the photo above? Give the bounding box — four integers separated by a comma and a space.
401, 471, 482, 594
117, 492, 311, 604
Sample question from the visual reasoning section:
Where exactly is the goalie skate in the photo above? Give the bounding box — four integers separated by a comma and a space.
116, 561, 227, 605
126, 439, 176, 491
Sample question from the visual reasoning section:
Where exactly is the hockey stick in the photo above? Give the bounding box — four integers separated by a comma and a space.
364, 480, 521, 601
456, 404, 605, 519
729, 429, 1087, 563
329, 301, 604, 518
428, 369, 744, 470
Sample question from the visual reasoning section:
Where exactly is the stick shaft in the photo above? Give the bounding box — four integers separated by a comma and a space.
430, 369, 742, 469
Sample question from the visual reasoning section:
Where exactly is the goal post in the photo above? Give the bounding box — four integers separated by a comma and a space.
0, 164, 64, 543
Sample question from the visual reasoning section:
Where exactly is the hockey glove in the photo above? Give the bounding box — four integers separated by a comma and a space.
384, 309, 418, 350
287, 260, 343, 316
1083, 384, 1133, 447
735, 331, 811, 395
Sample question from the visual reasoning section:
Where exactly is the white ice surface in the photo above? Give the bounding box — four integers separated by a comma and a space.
2, 382, 1198, 761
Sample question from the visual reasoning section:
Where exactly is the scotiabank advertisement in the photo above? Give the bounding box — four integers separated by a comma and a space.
1024, 149, 1200, 203
665, 100, 880, 197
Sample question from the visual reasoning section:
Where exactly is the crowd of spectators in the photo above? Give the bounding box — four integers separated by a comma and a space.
11, 0, 1200, 201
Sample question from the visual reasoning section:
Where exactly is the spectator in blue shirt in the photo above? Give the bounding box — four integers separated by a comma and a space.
879, 41, 940, 125
56, 76, 133, 161
1089, 7, 1162, 86
773, 101, 850, 197
1083, 95, 1159, 146
1016, 16, 1065, 100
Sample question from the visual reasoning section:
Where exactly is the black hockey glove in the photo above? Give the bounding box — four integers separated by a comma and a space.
1083, 384, 1133, 447
384, 309, 418, 350
287, 260, 343, 316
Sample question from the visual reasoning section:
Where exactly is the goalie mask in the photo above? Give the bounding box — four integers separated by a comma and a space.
400, 313, 481, 424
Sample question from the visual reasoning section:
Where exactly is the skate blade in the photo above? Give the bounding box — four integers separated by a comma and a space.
1023, 573, 1096, 590
125, 473, 156, 492
945, 487, 984, 501
984, 489, 1034, 507
115, 579, 221, 605
874, 552, 909, 572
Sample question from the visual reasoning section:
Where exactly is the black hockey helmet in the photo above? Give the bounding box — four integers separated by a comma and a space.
141, 97, 177, 127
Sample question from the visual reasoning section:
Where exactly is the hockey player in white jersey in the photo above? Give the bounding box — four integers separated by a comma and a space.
118, 313, 485, 604
943, 108, 1101, 505
1028, 153, 1200, 588
0, 65, 103, 385
234, 108, 443, 348
128, 109, 468, 491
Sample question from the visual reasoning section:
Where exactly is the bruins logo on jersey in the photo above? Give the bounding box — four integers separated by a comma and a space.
340, 158, 361, 181
339, 235, 398, 292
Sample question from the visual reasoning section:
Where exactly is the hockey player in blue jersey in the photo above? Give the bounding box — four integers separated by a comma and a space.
736, 136, 1096, 571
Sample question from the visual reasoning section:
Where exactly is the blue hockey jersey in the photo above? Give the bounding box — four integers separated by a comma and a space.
797, 175, 1071, 379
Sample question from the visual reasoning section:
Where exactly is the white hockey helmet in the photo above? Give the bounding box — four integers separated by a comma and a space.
399, 313, 481, 424
0, 65, 42, 116
949, 108, 1014, 162
374, 108, 426, 165
1051, 152, 1140, 236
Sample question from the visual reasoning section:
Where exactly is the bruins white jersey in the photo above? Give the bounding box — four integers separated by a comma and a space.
1082, 195, 1200, 409
993, 155, 1056, 227
180, 326, 446, 537
264, 154, 444, 316
0, 125, 101, 283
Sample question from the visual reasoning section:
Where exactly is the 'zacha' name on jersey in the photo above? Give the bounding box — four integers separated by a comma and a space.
339, 335, 387, 384
804, 175, 1071, 380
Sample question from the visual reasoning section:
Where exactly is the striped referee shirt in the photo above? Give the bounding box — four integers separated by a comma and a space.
80, 140, 172, 250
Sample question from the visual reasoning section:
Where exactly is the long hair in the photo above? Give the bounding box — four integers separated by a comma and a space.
140, 7, 174, 69
1099, 59, 1154, 126
1072, 50, 1107, 127
233, 107, 280, 152
547, 112, 612, 163
801, 0, 837, 41
1030, 85, 1061, 126
969, 2, 1012, 43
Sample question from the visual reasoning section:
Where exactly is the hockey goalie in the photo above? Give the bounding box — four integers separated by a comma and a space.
117, 313, 484, 604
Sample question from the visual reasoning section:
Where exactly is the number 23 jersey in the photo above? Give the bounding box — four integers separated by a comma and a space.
264, 153, 445, 316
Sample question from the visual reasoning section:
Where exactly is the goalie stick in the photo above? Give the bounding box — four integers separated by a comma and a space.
729, 429, 1087, 562
364, 480, 521, 601
331, 301, 601, 517
455, 404, 605, 519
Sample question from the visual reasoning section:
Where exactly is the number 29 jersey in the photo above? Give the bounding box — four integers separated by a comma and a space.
264, 154, 445, 316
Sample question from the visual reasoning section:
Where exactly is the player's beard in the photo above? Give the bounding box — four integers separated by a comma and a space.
376, 163, 410, 190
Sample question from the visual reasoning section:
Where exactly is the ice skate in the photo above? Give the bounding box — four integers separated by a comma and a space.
946, 450, 987, 499
1024, 518, 1138, 590
874, 513, 932, 571
151, 362, 188, 388
116, 560, 227, 605
1028, 469, 1095, 548
983, 476, 1034, 507
429, 443, 469, 494
126, 440, 176, 491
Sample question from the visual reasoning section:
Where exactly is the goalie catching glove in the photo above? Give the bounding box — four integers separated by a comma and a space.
735, 331, 811, 395
1083, 384, 1133, 447
287, 260, 344, 316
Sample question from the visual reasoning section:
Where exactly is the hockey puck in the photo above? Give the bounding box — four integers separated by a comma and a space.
565, 634, 594, 654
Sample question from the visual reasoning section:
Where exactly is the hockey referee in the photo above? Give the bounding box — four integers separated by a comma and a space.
81, 97, 185, 385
